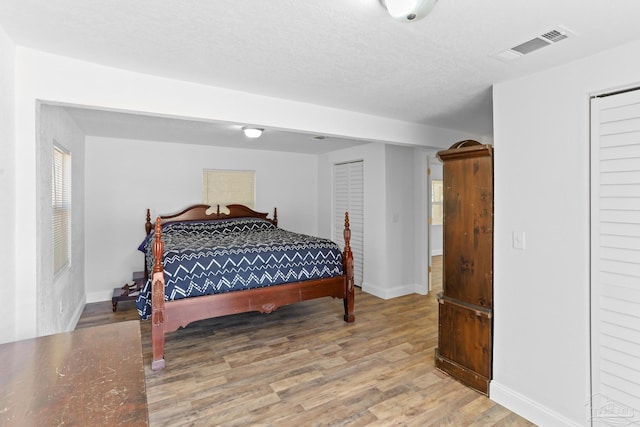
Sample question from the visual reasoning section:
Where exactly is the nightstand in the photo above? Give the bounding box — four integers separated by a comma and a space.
112, 271, 145, 312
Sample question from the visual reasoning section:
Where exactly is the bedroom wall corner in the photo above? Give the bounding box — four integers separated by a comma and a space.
0, 25, 17, 344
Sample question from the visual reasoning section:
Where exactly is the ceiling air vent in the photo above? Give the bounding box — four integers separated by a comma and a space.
491, 25, 575, 62
540, 29, 569, 43
511, 37, 552, 55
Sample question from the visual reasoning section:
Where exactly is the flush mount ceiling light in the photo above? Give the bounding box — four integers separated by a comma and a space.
380, 0, 438, 22
242, 127, 263, 138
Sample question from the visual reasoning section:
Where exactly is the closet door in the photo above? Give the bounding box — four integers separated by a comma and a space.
590, 89, 640, 425
333, 161, 364, 287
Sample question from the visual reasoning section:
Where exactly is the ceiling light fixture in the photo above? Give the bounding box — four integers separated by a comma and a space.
380, 0, 438, 22
242, 127, 263, 138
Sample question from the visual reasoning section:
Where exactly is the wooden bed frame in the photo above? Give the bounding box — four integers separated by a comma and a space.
144, 204, 355, 370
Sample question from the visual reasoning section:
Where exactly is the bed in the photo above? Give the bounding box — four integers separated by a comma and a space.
136, 204, 355, 370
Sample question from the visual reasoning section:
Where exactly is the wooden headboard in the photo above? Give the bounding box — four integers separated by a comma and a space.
145, 204, 278, 236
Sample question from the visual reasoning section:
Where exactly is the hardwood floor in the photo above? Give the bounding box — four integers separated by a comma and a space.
78, 259, 533, 426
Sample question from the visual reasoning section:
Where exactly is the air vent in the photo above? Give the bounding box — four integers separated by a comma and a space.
491, 25, 575, 62
540, 29, 569, 43
511, 37, 552, 55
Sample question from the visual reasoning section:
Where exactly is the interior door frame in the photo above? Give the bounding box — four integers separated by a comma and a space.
425, 151, 442, 294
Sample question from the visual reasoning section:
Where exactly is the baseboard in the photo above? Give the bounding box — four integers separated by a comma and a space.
414, 282, 428, 295
490, 381, 583, 427
66, 295, 86, 331
362, 281, 417, 299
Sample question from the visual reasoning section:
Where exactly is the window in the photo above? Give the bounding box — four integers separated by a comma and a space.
431, 179, 444, 225
203, 170, 255, 209
52, 144, 71, 275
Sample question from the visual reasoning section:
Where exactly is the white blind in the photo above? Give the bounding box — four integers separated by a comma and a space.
52, 145, 71, 275
333, 161, 364, 286
431, 179, 444, 225
591, 90, 640, 424
203, 170, 255, 209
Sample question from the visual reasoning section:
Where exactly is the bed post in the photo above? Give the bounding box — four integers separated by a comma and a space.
273, 207, 278, 227
144, 209, 152, 280
144, 209, 152, 236
151, 217, 166, 370
343, 212, 355, 322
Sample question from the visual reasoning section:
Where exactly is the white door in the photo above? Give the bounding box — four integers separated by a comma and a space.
333, 161, 364, 287
427, 155, 444, 293
590, 89, 640, 426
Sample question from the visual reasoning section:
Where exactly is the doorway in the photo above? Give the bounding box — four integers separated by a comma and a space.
428, 154, 443, 293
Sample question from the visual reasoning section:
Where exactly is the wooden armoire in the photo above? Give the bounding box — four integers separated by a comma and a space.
434, 140, 494, 396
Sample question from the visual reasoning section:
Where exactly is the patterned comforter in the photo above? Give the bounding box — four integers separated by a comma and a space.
135, 217, 344, 320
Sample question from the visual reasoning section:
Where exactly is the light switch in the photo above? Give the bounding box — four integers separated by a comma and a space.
512, 231, 525, 250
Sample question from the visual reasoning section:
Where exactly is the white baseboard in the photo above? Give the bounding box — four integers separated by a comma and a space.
414, 289, 428, 296
66, 294, 86, 331
362, 281, 417, 300
490, 381, 583, 427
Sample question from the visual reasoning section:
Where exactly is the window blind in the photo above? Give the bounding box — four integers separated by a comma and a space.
52, 145, 71, 275
431, 179, 444, 226
203, 170, 255, 210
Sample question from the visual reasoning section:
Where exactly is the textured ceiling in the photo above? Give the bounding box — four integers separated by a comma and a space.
2, 0, 640, 146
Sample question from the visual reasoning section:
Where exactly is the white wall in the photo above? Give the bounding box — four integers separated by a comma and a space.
84, 136, 319, 302
492, 39, 640, 426
0, 27, 16, 344
37, 105, 86, 335
385, 144, 417, 293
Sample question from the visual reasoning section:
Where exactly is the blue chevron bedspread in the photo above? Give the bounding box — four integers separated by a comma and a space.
135, 217, 343, 320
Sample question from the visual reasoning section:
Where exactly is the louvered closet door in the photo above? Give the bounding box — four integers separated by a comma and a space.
333, 161, 364, 287
590, 89, 640, 425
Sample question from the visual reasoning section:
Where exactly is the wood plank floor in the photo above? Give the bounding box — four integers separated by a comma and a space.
78, 257, 534, 426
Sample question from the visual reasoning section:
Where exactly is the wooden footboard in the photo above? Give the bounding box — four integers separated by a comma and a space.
149, 211, 355, 370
